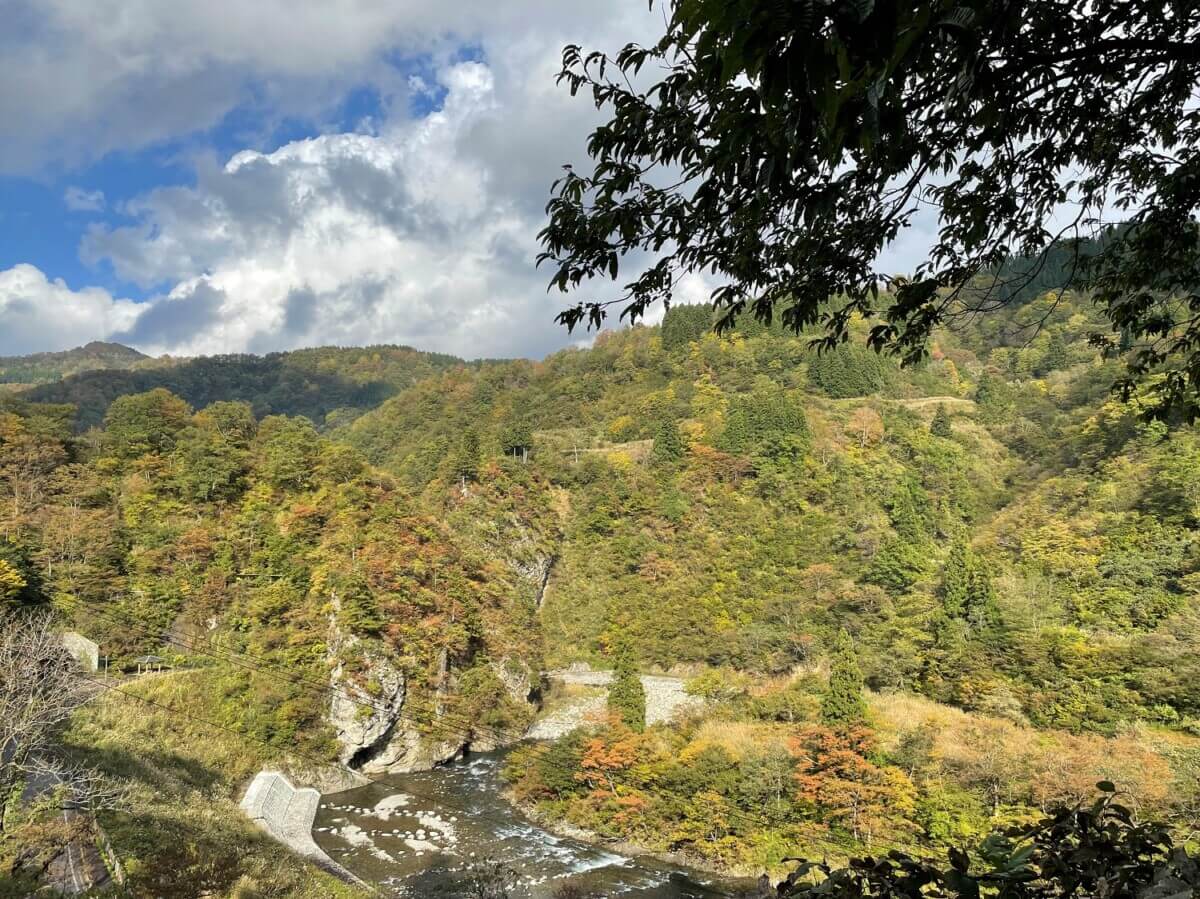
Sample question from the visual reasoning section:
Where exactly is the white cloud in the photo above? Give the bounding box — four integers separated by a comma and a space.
0, 265, 139, 355
66, 62, 551, 359
0, 1, 679, 360
63, 186, 105, 212
0, 0, 649, 175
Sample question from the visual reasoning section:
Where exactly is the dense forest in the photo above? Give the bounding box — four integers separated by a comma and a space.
0, 341, 147, 387
13, 344, 466, 430
4, 289, 1200, 892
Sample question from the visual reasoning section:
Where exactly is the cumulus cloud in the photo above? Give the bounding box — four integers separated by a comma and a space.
63, 186, 105, 212
0, 0, 648, 175
0, 1, 683, 359
0, 265, 139, 355
71, 62, 550, 358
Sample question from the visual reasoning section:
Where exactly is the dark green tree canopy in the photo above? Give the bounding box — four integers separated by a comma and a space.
608, 638, 647, 732
821, 630, 868, 728
104, 388, 193, 459
541, 0, 1200, 416
650, 417, 686, 465
930, 404, 953, 438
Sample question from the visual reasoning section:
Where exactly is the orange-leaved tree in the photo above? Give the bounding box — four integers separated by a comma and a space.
792, 725, 916, 847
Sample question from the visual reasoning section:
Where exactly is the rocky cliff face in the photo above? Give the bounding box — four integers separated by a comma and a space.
327, 624, 539, 773
321, 479, 558, 774
327, 622, 466, 773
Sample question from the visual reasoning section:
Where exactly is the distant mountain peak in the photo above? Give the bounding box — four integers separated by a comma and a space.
0, 341, 151, 387
77, 341, 148, 358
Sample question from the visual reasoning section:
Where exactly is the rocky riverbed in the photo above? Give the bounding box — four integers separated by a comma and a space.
311, 751, 742, 897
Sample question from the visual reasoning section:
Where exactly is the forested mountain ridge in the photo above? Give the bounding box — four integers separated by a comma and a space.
4, 291, 1200, 889
0, 340, 147, 387
16, 343, 467, 430
340, 294, 1200, 731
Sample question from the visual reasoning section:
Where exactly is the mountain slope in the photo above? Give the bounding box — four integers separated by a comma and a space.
19, 344, 466, 430
0, 341, 147, 386
339, 299, 1200, 732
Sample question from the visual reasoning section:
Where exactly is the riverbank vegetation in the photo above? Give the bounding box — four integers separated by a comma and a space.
506, 674, 1200, 878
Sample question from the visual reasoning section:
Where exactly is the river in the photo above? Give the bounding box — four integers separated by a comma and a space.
311, 750, 749, 897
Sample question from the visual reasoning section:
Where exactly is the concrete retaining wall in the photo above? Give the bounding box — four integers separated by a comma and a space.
240, 771, 368, 889
62, 632, 99, 672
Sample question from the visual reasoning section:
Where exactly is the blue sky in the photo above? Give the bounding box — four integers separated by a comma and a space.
0, 1, 686, 359
0, 77, 405, 300
1, 150, 191, 301
0, 1, 936, 361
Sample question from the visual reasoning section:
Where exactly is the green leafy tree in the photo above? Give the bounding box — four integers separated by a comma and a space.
808, 346, 896, 399
0, 542, 40, 607
104, 388, 193, 459
974, 371, 1014, 422
1042, 331, 1071, 373
255, 416, 319, 491
450, 427, 481, 483
660, 304, 713, 351
866, 538, 929, 594
888, 478, 933, 544
718, 384, 809, 461
778, 786, 1196, 898
195, 400, 257, 446
964, 562, 1001, 634
500, 418, 534, 463
939, 536, 973, 618
542, 0, 1200, 417
0, 559, 25, 605
608, 639, 646, 732
939, 535, 1001, 632
170, 427, 249, 502
821, 630, 867, 729
337, 575, 385, 636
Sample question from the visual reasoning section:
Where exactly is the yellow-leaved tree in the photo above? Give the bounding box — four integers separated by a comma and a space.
0, 559, 26, 604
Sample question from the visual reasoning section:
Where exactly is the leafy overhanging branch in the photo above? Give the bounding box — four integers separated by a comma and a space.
540, 0, 1200, 418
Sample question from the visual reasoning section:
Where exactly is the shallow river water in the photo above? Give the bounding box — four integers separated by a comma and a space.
312, 750, 747, 897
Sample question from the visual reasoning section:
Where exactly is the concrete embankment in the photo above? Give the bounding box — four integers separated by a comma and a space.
241, 771, 369, 888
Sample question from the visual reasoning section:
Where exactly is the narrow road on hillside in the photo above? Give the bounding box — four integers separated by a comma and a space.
528, 669, 703, 740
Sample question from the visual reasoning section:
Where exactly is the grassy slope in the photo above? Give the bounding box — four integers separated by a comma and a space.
63, 671, 366, 899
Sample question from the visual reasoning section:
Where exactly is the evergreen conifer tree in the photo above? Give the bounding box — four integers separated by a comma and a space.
608, 640, 646, 732
821, 630, 867, 728
939, 535, 972, 618
1042, 331, 1070, 373
650, 419, 685, 466
930, 405, 953, 438
500, 418, 533, 462
889, 479, 932, 543
660, 304, 712, 351
0, 559, 26, 605
939, 535, 1001, 633
964, 561, 1002, 634
450, 427, 481, 484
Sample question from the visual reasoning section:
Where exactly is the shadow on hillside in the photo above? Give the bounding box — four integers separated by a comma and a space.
64, 739, 226, 793
22, 354, 397, 430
